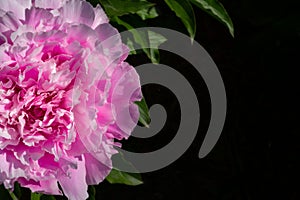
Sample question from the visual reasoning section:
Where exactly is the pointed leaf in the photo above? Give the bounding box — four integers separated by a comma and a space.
135, 97, 151, 127
164, 0, 196, 39
113, 16, 150, 57
113, 16, 166, 63
148, 30, 167, 63
109, 152, 143, 185
189, 0, 234, 36
106, 169, 143, 186
126, 38, 137, 55
100, 0, 155, 17
111, 151, 139, 173
137, 7, 159, 20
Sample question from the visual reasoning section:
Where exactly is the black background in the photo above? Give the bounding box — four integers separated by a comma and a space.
96, 0, 300, 199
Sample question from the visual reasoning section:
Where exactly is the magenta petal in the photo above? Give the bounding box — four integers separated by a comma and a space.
97, 103, 115, 126
18, 178, 62, 195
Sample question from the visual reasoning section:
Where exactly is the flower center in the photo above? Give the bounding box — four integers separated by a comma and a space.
0, 82, 74, 149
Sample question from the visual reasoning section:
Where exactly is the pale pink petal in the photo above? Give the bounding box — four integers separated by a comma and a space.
35, 0, 67, 9
0, 0, 31, 20
60, 0, 95, 26
95, 24, 128, 64
84, 153, 111, 185
58, 157, 88, 200
0, 153, 26, 187
25, 7, 53, 28
91, 4, 109, 29
0, 11, 22, 31
108, 63, 142, 137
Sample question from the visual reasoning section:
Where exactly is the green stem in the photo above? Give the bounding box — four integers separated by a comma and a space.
9, 191, 18, 200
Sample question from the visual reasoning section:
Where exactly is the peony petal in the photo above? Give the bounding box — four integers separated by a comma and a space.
84, 153, 111, 185
91, 4, 109, 29
97, 103, 115, 126
58, 156, 88, 200
108, 63, 142, 137
0, 152, 26, 187
0, 0, 31, 20
35, 0, 67, 9
18, 178, 62, 195
25, 7, 53, 28
95, 23, 128, 65
66, 24, 97, 48
0, 11, 22, 31
60, 0, 95, 26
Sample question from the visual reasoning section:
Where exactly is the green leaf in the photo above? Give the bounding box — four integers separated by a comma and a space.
189, 0, 234, 37
41, 195, 56, 200
164, 0, 196, 39
148, 30, 167, 63
87, 186, 96, 200
106, 169, 143, 186
126, 38, 137, 55
31, 193, 42, 200
113, 16, 150, 58
107, 152, 143, 185
99, 0, 154, 18
137, 7, 159, 20
111, 152, 139, 173
113, 16, 166, 63
135, 97, 151, 127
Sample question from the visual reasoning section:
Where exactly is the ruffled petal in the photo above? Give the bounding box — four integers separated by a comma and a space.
18, 178, 62, 195
108, 62, 142, 138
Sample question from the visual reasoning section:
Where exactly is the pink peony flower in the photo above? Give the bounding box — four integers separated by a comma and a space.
0, 0, 142, 199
